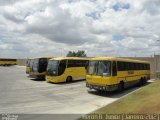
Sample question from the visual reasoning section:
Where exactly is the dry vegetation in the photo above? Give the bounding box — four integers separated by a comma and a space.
93, 81, 160, 114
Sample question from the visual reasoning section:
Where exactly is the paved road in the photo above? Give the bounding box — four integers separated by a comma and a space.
0, 66, 141, 115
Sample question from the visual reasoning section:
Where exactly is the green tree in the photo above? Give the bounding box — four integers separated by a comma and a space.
66, 50, 87, 57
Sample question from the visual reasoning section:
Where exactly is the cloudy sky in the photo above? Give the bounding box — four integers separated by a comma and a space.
0, 0, 160, 58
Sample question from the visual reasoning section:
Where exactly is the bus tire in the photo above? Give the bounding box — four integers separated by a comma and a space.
139, 78, 144, 86
118, 81, 124, 92
66, 76, 72, 83
143, 77, 147, 84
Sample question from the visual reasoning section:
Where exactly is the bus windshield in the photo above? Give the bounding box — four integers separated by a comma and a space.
88, 61, 111, 76
30, 60, 34, 68
47, 60, 59, 76
32, 59, 39, 72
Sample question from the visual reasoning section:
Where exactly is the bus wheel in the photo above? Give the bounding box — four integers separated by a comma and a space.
118, 82, 124, 92
66, 76, 72, 83
143, 77, 147, 84
139, 78, 144, 86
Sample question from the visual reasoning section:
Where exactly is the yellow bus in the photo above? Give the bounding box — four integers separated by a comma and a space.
0, 58, 17, 66
86, 57, 150, 92
46, 57, 89, 83
29, 57, 54, 79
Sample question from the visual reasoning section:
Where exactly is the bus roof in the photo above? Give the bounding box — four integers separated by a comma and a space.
90, 57, 150, 64
0, 58, 16, 60
27, 56, 54, 60
49, 57, 90, 61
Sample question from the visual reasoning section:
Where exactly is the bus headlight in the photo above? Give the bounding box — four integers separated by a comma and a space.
53, 71, 56, 74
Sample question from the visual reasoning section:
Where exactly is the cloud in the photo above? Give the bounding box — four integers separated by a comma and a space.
0, 0, 160, 58
0, 0, 20, 6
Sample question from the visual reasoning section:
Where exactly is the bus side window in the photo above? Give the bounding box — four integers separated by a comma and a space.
67, 60, 74, 68
85, 61, 89, 70
39, 59, 48, 72
58, 60, 67, 76
148, 64, 150, 70
112, 61, 117, 76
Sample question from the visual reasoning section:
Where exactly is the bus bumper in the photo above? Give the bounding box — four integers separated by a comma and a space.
86, 83, 118, 91
29, 72, 45, 79
45, 76, 62, 83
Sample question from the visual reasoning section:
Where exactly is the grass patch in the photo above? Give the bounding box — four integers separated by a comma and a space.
93, 81, 160, 114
